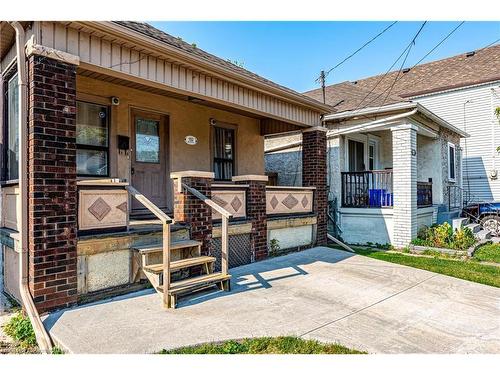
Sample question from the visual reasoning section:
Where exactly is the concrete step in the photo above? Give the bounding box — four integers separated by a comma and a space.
464, 223, 481, 234
453, 217, 469, 232
475, 229, 492, 240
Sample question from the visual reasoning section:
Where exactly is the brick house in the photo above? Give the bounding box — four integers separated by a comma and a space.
0, 21, 332, 319
266, 83, 468, 247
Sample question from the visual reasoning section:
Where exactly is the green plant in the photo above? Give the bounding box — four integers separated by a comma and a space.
52, 346, 64, 354
3, 312, 37, 349
411, 223, 476, 251
269, 238, 280, 257
450, 227, 475, 251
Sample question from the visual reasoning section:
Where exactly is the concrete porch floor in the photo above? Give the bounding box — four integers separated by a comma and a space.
43, 247, 500, 354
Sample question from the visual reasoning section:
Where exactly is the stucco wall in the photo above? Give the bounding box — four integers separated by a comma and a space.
417, 135, 443, 204
77, 76, 264, 183
265, 148, 302, 186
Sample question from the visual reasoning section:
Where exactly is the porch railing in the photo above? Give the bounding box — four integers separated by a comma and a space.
341, 170, 393, 208
417, 182, 433, 208
341, 170, 433, 208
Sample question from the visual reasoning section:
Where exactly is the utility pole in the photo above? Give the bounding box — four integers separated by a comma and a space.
319, 70, 326, 104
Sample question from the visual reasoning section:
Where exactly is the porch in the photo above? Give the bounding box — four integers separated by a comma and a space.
324, 105, 466, 248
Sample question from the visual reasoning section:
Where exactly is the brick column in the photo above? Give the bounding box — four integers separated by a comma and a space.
233, 175, 268, 261
27, 54, 78, 312
392, 124, 418, 248
302, 126, 328, 246
172, 171, 214, 256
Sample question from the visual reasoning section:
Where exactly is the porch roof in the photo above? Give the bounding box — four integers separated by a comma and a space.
324, 101, 470, 138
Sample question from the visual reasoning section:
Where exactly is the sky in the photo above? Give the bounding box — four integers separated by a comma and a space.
149, 21, 500, 93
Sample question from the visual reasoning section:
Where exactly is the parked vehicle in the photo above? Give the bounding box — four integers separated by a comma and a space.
462, 202, 500, 236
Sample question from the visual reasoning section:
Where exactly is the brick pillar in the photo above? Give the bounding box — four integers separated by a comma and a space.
172, 172, 214, 256
392, 124, 418, 248
27, 54, 78, 312
233, 175, 268, 261
302, 126, 328, 246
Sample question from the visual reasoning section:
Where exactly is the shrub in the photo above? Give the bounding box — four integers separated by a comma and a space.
3, 312, 37, 349
411, 223, 476, 251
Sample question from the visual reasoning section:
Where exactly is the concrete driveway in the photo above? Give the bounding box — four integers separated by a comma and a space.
44, 247, 500, 354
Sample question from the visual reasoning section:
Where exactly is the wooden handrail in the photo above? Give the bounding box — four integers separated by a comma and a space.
125, 185, 173, 308
181, 183, 233, 219
125, 185, 173, 224
181, 182, 232, 276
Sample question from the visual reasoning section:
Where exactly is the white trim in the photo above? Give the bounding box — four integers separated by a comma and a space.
232, 175, 268, 182
447, 142, 456, 182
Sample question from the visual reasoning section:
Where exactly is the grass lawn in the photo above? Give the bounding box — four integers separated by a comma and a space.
159, 336, 365, 354
473, 243, 500, 263
335, 246, 500, 288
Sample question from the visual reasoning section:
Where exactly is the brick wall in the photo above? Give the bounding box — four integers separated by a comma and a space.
173, 176, 213, 256
302, 128, 328, 246
235, 179, 267, 261
27, 55, 78, 312
392, 125, 418, 248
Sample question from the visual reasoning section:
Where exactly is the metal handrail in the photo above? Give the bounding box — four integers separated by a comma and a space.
125, 185, 173, 308
181, 182, 232, 276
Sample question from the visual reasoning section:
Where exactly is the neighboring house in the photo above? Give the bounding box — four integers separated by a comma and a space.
0, 21, 331, 312
265, 47, 500, 246
313, 45, 500, 202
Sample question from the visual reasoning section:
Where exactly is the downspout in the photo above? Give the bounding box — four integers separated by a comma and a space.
9, 21, 53, 354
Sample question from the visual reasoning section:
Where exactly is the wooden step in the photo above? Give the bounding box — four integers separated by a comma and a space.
133, 240, 202, 254
143, 256, 216, 274
159, 272, 231, 295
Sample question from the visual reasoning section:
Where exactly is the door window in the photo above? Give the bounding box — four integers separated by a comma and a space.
135, 118, 160, 163
348, 139, 365, 171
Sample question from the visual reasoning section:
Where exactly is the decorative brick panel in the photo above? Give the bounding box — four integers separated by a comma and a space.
302, 128, 328, 246
235, 179, 267, 261
27, 55, 78, 312
173, 176, 213, 256
392, 125, 418, 248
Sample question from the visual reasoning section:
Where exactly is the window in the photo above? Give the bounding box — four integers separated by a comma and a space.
3, 73, 19, 181
76, 101, 109, 176
135, 118, 160, 163
448, 142, 456, 181
213, 125, 235, 180
348, 139, 365, 171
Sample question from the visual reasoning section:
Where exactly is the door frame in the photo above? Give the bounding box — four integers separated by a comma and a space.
129, 106, 172, 212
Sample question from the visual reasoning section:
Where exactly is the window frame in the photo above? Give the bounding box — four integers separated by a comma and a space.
211, 121, 237, 181
76, 100, 111, 178
1, 67, 19, 184
448, 142, 456, 182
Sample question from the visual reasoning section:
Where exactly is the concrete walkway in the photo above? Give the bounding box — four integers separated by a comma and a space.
44, 247, 500, 354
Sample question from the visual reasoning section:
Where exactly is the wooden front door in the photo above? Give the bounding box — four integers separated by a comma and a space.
131, 110, 169, 213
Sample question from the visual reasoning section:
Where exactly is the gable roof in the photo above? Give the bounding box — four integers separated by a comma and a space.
113, 21, 331, 112
304, 44, 500, 111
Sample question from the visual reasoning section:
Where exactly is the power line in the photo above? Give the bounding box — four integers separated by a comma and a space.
324, 21, 398, 77
351, 21, 427, 113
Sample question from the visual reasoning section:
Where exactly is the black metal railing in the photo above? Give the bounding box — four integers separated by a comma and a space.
341, 170, 393, 208
417, 182, 433, 208
341, 170, 433, 208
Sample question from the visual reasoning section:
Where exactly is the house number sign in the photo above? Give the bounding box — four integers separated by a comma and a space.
185, 135, 198, 145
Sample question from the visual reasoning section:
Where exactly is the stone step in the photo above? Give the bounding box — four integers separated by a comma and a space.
475, 229, 492, 240
464, 223, 481, 234
452, 217, 469, 232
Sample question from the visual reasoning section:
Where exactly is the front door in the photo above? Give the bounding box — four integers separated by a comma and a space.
131, 110, 169, 213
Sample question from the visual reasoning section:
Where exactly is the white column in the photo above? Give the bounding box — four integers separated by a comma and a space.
391, 124, 418, 248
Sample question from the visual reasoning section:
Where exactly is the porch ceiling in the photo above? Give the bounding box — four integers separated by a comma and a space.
77, 66, 303, 136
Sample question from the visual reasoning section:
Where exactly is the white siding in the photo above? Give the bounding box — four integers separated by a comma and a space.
414, 82, 500, 201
